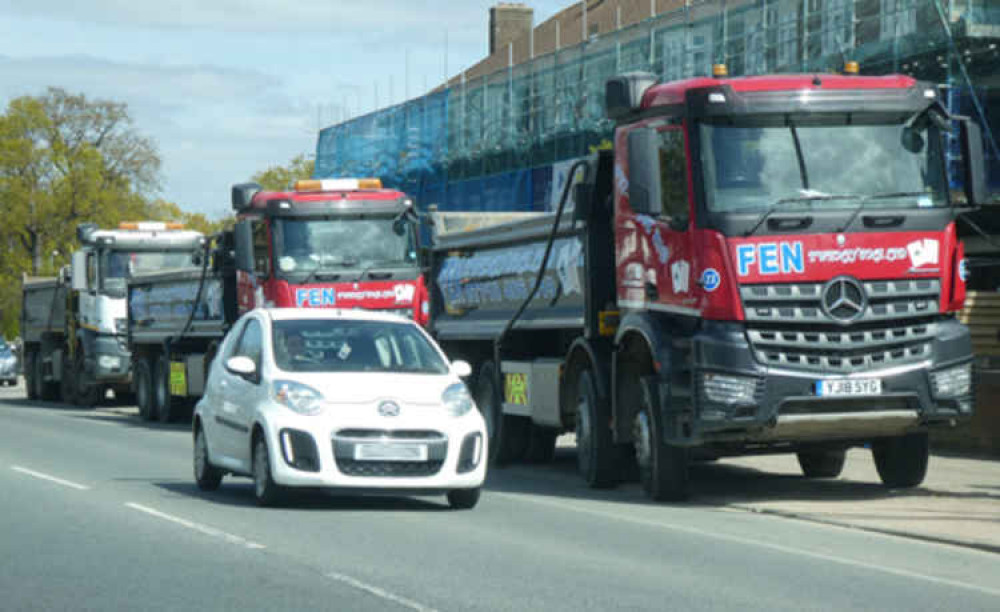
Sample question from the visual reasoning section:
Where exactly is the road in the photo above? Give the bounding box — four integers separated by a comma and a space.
2, 385, 999, 611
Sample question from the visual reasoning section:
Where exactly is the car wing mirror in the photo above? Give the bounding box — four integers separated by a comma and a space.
226, 356, 257, 381
451, 360, 472, 378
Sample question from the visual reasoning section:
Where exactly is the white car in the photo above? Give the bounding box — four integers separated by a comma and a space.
192, 308, 487, 509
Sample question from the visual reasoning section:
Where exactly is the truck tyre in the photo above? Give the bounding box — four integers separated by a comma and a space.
797, 449, 846, 478
74, 350, 104, 407
474, 362, 528, 466
135, 358, 155, 421
575, 369, 620, 488
252, 434, 284, 507
60, 349, 77, 404
154, 356, 179, 423
25, 352, 38, 400
524, 425, 558, 464
36, 355, 59, 401
873, 433, 929, 489
194, 425, 223, 491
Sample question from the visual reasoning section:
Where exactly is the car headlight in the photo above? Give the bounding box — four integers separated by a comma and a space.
442, 383, 474, 417
272, 380, 325, 416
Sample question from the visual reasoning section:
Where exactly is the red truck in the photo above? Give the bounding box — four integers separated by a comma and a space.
426, 66, 989, 500
127, 178, 425, 422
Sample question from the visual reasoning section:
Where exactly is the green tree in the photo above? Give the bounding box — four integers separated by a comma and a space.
144, 199, 234, 236
0, 88, 160, 338
250, 154, 314, 191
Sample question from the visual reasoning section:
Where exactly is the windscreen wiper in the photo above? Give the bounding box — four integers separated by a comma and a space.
744, 194, 858, 237
837, 191, 932, 233
301, 257, 359, 286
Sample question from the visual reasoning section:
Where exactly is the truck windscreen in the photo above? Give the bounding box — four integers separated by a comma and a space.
275, 217, 417, 276
698, 118, 948, 214
102, 250, 198, 296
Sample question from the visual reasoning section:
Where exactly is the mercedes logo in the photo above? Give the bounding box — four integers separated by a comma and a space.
377, 401, 401, 417
821, 276, 867, 324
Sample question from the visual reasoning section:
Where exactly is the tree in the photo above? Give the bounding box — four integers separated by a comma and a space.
0, 88, 161, 338
144, 199, 234, 236
250, 154, 314, 191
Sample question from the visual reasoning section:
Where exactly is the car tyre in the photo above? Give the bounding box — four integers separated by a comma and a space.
797, 449, 847, 478
447, 487, 481, 510
194, 425, 223, 491
873, 433, 928, 489
253, 434, 284, 507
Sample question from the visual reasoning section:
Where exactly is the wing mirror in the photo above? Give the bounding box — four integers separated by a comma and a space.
226, 356, 257, 381
451, 360, 472, 378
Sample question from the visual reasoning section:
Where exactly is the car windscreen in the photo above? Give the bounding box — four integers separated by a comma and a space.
272, 319, 449, 374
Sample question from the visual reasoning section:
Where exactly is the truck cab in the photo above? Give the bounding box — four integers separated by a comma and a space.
230, 178, 426, 324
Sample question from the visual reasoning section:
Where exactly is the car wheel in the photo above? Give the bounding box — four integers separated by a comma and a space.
135, 358, 154, 421
797, 449, 847, 478
194, 425, 223, 491
447, 487, 481, 510
252, 434, 284, 507
873, 433, 928, 489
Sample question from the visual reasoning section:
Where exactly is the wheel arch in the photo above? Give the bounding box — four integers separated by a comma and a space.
561, 338, 612, 427
612, 312, 675, 443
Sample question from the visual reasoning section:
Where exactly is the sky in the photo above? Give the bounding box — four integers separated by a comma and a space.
0, 0, 568, 218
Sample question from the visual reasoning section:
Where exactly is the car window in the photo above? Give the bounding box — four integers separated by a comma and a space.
273, 319, 448, 374
234, 318, 263, 370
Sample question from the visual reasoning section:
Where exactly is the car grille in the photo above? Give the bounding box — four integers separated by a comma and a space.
740, 279, 939, 373
331, 429, 448, 478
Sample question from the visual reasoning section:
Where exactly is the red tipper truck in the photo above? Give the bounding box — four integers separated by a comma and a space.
127, 178, 425, 423
426, 65, 989, 500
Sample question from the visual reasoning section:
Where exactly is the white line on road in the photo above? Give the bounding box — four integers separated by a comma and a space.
494, 492, 1000, 599
125, 502, 266, 551
11, 466, 90, 490
325, 571, 437, 612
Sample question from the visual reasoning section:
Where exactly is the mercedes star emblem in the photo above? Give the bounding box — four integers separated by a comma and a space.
821, 276, 867, 324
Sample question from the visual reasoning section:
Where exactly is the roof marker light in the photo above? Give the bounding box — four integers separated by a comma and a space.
924, 89, 937, 99
712, 64, 728, 78
843, 61, 860, 75
708, 92, 727, 104
293, 178, 382, 192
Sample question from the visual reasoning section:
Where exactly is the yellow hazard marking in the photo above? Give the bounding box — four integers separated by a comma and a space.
504, 372, 528, 405
169, 362, 187, 397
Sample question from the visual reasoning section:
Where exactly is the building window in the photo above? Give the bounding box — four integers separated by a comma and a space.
881, 0, 917, 39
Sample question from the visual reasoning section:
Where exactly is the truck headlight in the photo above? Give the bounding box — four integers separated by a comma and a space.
98, 355, 122, 370
702, 373, 757, 405
442, 383, 473, 417
931, 364, 972, 398
272, 380, 325, 416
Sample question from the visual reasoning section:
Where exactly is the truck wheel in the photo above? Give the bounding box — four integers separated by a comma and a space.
154, 356, 179, 423
60, 350, 77, 404
25, 352, 38, 400
36, 355, 59, 401
252, 434, 284, 507
873, 433, 928, 489
524, 425, 558, 464
797, 449, 846, 478
194, 425, 223, 491
575, 369, 620, 488
474, 362, 528, 466
74, 350, 104, 407
135, 358, 154, 420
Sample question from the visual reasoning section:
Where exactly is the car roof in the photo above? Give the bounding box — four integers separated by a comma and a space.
258, 308, 414, 325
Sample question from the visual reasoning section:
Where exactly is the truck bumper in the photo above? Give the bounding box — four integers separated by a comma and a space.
672, 319, 974, 446
92, 335, 132, 383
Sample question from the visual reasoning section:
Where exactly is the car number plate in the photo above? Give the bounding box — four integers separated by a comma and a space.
354, 443, 427, 462
815, 378, 882, 397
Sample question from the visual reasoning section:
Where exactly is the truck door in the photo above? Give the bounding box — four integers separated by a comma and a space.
234, 219, 271, 313
616, 121, 697, 315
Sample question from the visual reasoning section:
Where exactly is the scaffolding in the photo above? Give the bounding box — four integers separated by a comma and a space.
314, 0, 999, 212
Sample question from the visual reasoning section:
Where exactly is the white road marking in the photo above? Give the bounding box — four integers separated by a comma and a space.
325, 571, 437, 612
494, 492, 1000, 599
125, 502, 266, 551
11, 466, 90, 490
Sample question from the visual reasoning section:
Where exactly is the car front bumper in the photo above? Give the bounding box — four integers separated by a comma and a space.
261, 407, 488, 491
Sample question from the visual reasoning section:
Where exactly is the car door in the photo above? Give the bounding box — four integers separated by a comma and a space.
221, 317, 265, 467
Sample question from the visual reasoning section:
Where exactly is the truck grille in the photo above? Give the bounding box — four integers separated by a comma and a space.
741, 279, 939, 373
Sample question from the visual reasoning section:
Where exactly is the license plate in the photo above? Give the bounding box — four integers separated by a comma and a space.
354, 443, 427, 462
815, 378, 882, 397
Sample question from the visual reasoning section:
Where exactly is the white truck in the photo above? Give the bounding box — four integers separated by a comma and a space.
21, 222, 204, 405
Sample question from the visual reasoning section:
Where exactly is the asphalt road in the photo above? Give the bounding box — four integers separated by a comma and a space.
2, 384, 999, 611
